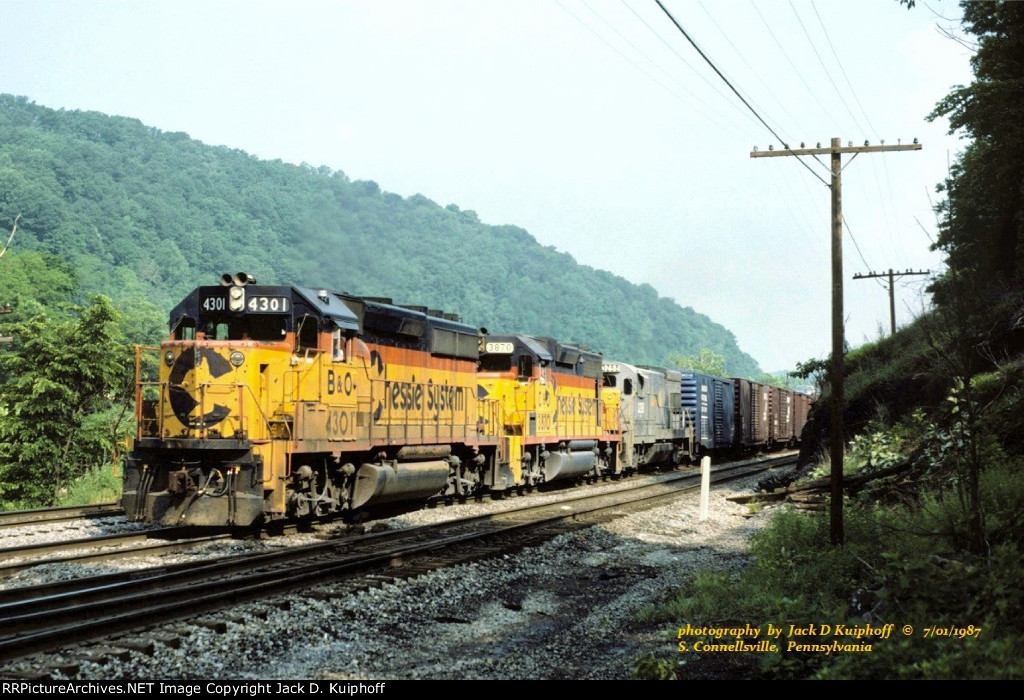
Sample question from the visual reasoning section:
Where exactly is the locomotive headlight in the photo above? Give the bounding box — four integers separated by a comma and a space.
228, 286, 245, 312
229, 351, 245, 367
164, 350, 175, 366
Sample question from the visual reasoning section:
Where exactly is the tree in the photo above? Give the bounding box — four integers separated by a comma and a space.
667, 348, 727, 376
913, 1, 1024, 553
0, 296, 132, 505
927, 2, 1024, 304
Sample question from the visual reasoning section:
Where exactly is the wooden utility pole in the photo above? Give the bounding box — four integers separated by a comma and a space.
853, 268, 930, 335
0, 303, 12, 344
1, 215, 20, 343
751, 137, 921, 545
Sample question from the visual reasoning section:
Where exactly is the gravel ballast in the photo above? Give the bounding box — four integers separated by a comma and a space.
3, 469, 785, 680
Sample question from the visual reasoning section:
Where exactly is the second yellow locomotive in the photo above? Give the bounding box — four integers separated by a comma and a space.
477, 335, 620, 486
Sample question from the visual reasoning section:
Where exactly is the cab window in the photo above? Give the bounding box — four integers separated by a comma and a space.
248, 316, 288, 341
479, 355, 512, 372
332, 329, 346, 362
204, 321, 241, 340
517, 355, 534, 380
297, 315, 319, 351
173, 317, 196, 340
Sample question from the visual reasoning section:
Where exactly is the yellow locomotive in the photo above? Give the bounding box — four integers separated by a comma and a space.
123, 275, 501, 526
477, 335, 620, 486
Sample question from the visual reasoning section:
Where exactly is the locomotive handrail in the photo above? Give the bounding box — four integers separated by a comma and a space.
239, 381, 285, 440
133, 345, 162, 439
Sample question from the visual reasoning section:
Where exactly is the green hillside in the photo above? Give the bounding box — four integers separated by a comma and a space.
0, 94, 760, 376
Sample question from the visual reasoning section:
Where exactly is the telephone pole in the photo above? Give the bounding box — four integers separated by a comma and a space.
751, 137, 921, 545
1, 215, 19, 344
853, 268, 930, 335
0, 303, 12, 344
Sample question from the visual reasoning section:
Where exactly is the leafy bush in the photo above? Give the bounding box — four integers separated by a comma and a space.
58, 464, 122, 506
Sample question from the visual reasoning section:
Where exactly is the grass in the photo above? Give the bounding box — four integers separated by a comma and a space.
56, 464, 122, 506
633, 393, 1024, 679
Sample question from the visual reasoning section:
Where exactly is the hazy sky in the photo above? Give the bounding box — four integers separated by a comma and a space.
0, 0, 974, 370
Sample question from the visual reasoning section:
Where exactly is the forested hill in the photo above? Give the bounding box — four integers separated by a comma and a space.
0, 94, 761, 376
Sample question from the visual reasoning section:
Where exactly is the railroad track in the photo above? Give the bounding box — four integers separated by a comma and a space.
0, 528, 234, 578
0, 452, 795, 664
0, 503, 123, 530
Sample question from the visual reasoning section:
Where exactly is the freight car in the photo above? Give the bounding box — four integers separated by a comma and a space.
123, 274, 812, 527
680, 369, 736, 455
597, 364, 808, 468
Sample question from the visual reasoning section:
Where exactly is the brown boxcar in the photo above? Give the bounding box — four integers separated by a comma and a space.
732, 378, 771, 448
769, 386, 795, 445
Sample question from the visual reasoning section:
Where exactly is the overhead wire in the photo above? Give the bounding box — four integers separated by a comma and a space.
808, 0, 912, 269
553, 0, 754, 139
654, 0, 829, 187
747, 1, 840, 134
692, 0, 815, 138
788, 0, 866, 136
809, 1, 878, 138
670, 0, 910, 329
843, 216, 888, 290
691, 0, 836, 256
614, 0, 766, 134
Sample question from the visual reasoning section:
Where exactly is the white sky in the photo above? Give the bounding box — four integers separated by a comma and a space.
0, 0, 974, 371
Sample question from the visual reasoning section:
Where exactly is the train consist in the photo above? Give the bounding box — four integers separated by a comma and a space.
122, 276, 812, 526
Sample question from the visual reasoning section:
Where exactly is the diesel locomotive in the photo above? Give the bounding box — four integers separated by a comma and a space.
123, 274, 811, 527
124, 275, 501, 526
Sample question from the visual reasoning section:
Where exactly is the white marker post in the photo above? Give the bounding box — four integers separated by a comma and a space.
700, 456, 711, 520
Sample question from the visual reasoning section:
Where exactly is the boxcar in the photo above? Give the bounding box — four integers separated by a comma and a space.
679, 370, 736, 455
732, 378, 771, 448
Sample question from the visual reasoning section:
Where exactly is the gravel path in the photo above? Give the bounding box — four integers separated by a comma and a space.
9, 468, 784, 680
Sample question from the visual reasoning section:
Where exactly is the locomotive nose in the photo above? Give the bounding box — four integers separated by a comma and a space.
161, 344, 250, 438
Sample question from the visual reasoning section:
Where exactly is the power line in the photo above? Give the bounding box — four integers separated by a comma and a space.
808, 1, 914, 267
853, 268, 930, 335
789, 0, 866, 136
747, 1, 840, 134
654, 0, 829, 187
810, 0, 878, 139
695, 0, 813, 137
553, 0, 749, 135
615, 0, 762, 132
842, 217, 885, 288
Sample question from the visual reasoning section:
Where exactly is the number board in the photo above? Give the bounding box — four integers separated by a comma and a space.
484, 341, 515, 354
246, 296, 291, 314
201, 294, 227, 312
